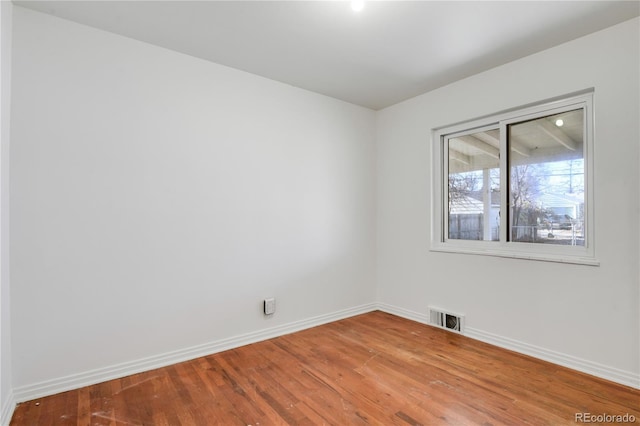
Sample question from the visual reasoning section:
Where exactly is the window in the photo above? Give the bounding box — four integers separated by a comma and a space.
431, 90, 596, 265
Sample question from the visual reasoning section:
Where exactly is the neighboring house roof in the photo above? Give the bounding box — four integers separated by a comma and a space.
450, 195, 487, 215
467, 190, 501, 206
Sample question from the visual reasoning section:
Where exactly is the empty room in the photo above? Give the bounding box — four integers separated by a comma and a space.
1, 1, 639, 424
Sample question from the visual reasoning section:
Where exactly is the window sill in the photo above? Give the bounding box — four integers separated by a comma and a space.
430, 244, 600, 266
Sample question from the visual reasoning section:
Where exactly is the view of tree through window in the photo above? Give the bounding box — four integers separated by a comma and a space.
508, 109, 584, 246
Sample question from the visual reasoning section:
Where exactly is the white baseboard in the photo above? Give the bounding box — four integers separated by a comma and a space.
1, 390, 15, 426
12, 303, 378, 403
464, 327, 640, 389
378, 303, 640, 389
378, 303, 432, 324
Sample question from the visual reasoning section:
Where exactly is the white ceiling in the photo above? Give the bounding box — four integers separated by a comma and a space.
14, 1, 640, 110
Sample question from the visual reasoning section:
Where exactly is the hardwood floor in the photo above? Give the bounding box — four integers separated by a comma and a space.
10, 311, 640, 425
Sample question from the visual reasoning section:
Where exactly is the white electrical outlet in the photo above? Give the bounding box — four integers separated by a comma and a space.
264, 298, 276, 315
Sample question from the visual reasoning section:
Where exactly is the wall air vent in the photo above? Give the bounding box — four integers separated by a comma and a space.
428, 306, 465, 334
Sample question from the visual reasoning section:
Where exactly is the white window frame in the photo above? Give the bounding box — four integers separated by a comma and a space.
431, 90, 597, 266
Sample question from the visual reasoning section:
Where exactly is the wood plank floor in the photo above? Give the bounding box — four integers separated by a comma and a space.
10, 311, 640, 425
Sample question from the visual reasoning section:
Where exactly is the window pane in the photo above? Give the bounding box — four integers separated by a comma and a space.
508, 109, 584, 246
448, 130, 500, 241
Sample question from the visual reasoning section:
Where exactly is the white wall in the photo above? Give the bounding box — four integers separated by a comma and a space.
0, 0, 13, 422
10, 6, 376, 393
377, 17, 640, 386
